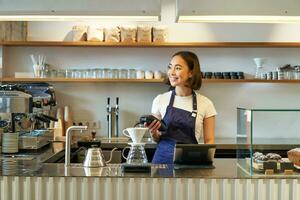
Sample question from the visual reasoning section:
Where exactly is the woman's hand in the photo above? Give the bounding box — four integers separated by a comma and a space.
144, 120, 162, 142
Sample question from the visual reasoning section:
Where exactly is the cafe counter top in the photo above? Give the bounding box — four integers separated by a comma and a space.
0, 141, 240, 178
1, 142, 300, 178
0, 159, 239, 178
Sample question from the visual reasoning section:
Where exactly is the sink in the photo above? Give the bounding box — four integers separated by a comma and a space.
44, 147, 86, 163
44, 147, 122, 164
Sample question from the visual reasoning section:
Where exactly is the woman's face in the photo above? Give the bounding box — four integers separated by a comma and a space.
167, 55, 192, 87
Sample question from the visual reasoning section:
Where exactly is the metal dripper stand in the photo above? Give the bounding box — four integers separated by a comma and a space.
106, 97, 119, 140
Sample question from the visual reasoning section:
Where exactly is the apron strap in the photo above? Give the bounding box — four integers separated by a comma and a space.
192, 91, 197, 118
169, 90, 176, 107
169, 90, 198, 118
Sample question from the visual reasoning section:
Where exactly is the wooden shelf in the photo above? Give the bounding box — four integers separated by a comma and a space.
204, 79, 300, 83
2, 77, 300, 83
2, 41, 300, 47
0, 78, 165, 83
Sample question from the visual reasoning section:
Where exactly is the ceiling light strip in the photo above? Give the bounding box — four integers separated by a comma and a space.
0, 15, 159, 22
178, 15, 300, 23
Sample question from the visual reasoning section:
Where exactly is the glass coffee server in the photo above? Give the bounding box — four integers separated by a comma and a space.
237, 108, 300, 177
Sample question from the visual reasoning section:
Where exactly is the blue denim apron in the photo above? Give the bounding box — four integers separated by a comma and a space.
152, 90, 198, 164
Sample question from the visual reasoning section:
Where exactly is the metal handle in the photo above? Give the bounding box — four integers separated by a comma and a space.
107, 97, 111, 138
106, 147, 118, 163
115, 97, 119, 137
121, 146, 130, 160
107, 97, 110, 106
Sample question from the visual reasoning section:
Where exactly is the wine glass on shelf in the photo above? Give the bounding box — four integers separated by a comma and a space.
253, 58, 266, 79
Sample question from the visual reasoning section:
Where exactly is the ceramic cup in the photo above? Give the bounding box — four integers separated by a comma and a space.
145, 70, 154, 79
154, 70, 163, 79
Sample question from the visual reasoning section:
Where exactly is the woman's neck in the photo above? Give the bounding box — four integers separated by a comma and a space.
175, 87, 192, 97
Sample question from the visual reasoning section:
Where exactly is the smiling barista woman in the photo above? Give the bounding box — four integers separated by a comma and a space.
147, 51, 217, 164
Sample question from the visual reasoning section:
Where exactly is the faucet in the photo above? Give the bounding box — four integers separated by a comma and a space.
65, 125, 88, 167
106, 97, 119, 139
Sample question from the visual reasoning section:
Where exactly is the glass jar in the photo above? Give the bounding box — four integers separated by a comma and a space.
136, 70, 145, 79
82, 69, 89, 79
57, 69, 65, 78
103, 68, 112, 78
71, 69, 77, 78
49, 69, 57, 78
40, 65, 49, 78
119, 69, 128, 79
96, 68, 103, 78
65, 69, 72, 78
284, 71, 293, 80
294, 67, 300, 80
112, 69, 119, 79
128, 69, 136, 79
75, 70, 83, 78
91, 69, 97, 79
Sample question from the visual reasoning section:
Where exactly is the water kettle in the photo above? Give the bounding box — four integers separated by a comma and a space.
83, 147, 117, 167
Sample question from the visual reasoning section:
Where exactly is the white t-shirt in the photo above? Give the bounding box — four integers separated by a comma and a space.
151, 91, 217, 143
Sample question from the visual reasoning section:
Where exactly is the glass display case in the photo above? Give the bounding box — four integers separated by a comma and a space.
236, 108, 300, 177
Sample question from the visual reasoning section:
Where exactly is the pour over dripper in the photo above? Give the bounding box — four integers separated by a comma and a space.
253, 58, 266, 79
122, 127, 148, 143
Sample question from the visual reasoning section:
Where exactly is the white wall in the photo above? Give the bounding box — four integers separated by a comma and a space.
4, 0, 300, 139
0, 46, 2, 77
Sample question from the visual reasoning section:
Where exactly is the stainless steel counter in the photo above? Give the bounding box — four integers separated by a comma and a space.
0, 141, 242, 178
1, 158, 241, 178
0, 141, 238, 178
0, 142, 65, 176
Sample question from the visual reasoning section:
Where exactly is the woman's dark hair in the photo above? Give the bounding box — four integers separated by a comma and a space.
165, 51, 202, 90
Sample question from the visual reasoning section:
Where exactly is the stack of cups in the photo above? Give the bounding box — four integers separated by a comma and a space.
2, 132, 19, 153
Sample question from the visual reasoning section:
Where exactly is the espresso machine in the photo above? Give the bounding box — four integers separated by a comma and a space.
0, 83, 57, 150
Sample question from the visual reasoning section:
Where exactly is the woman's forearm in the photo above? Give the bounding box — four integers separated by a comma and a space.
203, 116, 215, 144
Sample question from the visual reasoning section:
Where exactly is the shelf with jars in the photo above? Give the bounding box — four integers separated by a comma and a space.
2, 41, 300, 84
0, 77, 165, 83
3, 77, 300, 83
